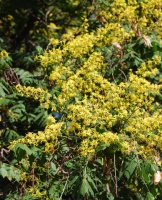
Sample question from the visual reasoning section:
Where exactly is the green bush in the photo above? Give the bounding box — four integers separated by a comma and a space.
0, 0, 162, 199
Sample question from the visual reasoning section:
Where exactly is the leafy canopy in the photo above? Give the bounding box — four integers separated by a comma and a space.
0, 0, 162, 199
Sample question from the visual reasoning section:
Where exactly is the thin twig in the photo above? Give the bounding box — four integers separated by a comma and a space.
45, 10, 51, 24
46, 42, 51, 50
114, 153, 118, 197
59, 175, 69, 200
112, 71, 117, 84
119, 68, 128, 82
106, 183, 110, 193
0, 148, 10, 163
136, 153, 150, 192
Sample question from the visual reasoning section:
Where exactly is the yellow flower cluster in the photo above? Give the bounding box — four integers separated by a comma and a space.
0, 50, 9, 58
28, 186, 47, 198
34, 38, 162, 158
36, 0, 162, 69
99, 0, 162, 36
9, 116, 63, 152
137, 55, 161, 77
15, 84, 56, 110
78, 129, 119, 157
64, 68, 161, 158
7, 109, 20, 122
11, 0, 162, 161
64, 33, 95, 57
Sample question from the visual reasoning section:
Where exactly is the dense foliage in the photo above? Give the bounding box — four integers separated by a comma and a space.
0, 0, 162, 199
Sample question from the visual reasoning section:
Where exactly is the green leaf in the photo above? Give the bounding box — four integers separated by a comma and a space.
150, 164, 158, 172
50, 162, 57, 175
145, 192, 154, 200
0, 98, 14, 106
80, 178, 89, 196
124, 157, 138, 180
96, 143, 110, 152
51, 162, 56, 171
30, 146, 41, 157
12, 143, 33, 155
4, 129, 19, 142
68, 175, 79, 188
142, 171, 150, 183
10, 103, 26, 114
36, 46, 44, 55
0, 163, 8, 178
100, 0, 110, 6
8, 166, 21, 182
34, 107, 48, 127
107, 193, 114, 200
87, 175, 97, 190
86, 179, 94, 197
0, 163, 21, 181
80, 177, 95, 197
0, 79, 9, 97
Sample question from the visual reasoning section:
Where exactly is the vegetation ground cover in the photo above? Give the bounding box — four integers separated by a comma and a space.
0, 0, 162, 199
